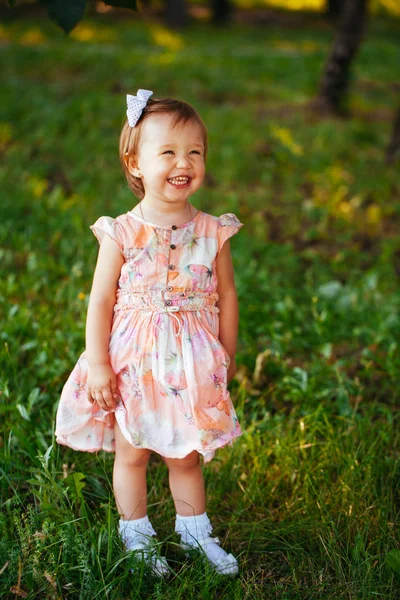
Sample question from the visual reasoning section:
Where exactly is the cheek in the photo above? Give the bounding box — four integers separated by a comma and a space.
144, 165, 168, 184
197, 164, 206, 180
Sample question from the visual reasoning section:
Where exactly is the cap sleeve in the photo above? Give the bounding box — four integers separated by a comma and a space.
217, 213, 244, 254
89, 216, 124, 254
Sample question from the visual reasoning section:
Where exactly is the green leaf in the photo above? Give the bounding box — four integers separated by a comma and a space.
317, 280, 343, 299
385, 550, 400, 573
73, 472, 86, 497
44, 443, 53, 464
28, 387, 41, 411
65, 472, 86, 500
16, 403, 30, 421
293, 367, 308, 392
36, 444, 54, 470
39, 0, 87, 35
26, 478, 40, 486
320, 342, 332, 359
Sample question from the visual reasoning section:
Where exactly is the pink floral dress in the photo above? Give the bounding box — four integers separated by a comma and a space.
55, 209, 244, 463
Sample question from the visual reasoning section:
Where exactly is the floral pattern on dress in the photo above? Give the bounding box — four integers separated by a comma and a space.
55, 210, 244, 463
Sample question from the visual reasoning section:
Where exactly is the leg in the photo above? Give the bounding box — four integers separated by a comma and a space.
163, 451, 238, 576
113, 419, 151, 520
163, 450, 206, 516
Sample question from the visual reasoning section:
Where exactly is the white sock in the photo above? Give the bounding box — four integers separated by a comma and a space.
118, 514, 169, 577
175, 512, 238, 575
118, 514, 156, 549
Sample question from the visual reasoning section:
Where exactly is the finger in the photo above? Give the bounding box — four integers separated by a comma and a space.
102, 388, 116, 410
111, 380, 120, 400
94, 390, 107, 411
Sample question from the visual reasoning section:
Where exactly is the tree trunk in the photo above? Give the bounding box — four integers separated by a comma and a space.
386, 105, 400, 164
318, 0, 369, 114
165, 0, 188, 29
326, 0, 345, 20
211, 0, 231, 25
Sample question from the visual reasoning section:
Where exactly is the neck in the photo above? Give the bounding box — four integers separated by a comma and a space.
140, 197, 191, 216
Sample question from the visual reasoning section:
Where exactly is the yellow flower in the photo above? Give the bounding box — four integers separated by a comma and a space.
19, 28, 47, 46
380, 0, 400, 17
270, 125, 304, 156
338, 200, 352, 220
27, 176, 48, 198
71, 24, 116, 43
150, 25, 184, 51
366, 204, 381, 224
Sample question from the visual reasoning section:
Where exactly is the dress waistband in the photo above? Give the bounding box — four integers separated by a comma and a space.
114, 290, 219, 337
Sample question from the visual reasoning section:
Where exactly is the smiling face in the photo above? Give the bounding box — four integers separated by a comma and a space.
128, 112, 206, 205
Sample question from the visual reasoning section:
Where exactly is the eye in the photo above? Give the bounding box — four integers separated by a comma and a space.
162, 150, 201, 156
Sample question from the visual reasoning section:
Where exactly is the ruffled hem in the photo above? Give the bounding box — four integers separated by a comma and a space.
55, 418, 242, 464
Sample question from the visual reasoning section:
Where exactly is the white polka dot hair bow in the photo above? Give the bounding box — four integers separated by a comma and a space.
126, 89, 153, 127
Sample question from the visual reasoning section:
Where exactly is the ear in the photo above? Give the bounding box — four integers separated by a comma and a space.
125, 153, 141, 178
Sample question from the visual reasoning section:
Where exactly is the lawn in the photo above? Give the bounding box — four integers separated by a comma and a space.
0, 9, 399, 599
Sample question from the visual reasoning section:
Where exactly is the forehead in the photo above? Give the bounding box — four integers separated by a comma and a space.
140, 112, 204, 148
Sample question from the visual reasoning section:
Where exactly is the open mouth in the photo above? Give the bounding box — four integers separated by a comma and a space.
168, 176, 192, 188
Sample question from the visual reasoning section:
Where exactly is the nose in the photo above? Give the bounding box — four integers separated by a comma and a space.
175, 155, 191, 168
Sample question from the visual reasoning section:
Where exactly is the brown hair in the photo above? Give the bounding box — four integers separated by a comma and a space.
119, 97, 208, 200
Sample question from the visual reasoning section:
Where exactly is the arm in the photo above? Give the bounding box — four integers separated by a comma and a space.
86, 235, 124, 411
215, 239, 239, 384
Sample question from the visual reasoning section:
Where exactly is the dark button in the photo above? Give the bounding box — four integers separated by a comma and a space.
170, 244, 176, 250
171, 225, 177, 230
165, 300, 172, 306
168, 264, 175, 270
167, 286, 173, 291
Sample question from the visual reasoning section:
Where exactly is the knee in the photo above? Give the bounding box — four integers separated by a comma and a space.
164, 451, 200, 471
116, 449, 151, 468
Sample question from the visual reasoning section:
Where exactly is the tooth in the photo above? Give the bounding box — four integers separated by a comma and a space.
170, 177, 189, 183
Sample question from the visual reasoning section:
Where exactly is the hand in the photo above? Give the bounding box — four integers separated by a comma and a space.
226, 357, 237, 385
87, 363, 120, 411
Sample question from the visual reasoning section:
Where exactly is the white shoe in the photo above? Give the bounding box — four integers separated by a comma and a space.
118, 516, 170, 578
175, 512, 239, 577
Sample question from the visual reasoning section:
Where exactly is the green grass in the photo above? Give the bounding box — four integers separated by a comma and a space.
1, 11, 399, 599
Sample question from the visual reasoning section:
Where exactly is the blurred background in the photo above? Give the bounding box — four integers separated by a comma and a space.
1, 1, 399, 598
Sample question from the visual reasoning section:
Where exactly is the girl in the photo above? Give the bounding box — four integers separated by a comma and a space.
55, 89, 244, 578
